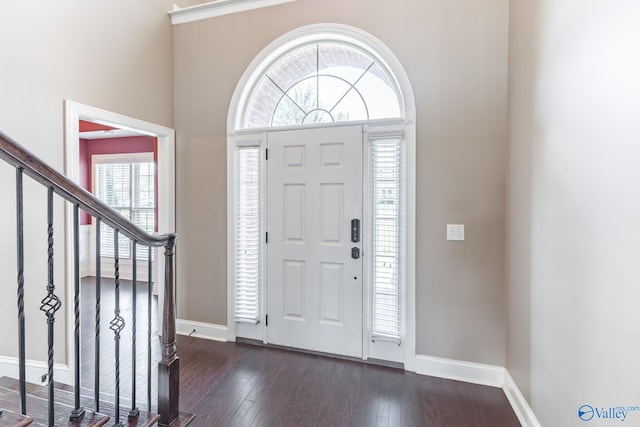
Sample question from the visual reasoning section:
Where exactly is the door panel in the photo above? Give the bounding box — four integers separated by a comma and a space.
283, 260, 305, 320
283, 184, 306, 242
319, 183, 344, 243
267, 125, 363, 357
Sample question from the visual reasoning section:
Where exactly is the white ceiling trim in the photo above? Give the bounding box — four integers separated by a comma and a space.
169, 0, 298, 25
79, 129, 143, 140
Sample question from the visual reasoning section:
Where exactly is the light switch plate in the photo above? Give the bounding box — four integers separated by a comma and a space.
447, 224, 465, 241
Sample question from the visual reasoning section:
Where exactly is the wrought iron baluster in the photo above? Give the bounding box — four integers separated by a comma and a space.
147, 246, 152, 412
40, 187, 61, 427
95, 218, 101, 411
110, 229, 125, 427
16, 167, 26, 415
71, 204, 85, 420
129, 241, 139, 419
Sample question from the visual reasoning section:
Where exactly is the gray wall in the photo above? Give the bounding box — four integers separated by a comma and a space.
173, 0, 509, 365
507, 0, 640, 424
0, 1, 176, 361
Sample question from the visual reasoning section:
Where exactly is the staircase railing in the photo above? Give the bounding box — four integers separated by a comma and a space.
0, 130, 180, 426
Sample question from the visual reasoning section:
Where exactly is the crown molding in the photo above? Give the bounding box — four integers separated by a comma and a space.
169, 0, 298, 25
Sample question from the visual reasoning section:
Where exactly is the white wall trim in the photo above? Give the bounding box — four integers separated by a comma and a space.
169, 0, 298, 25
176, 319, 228, 342
80, 224, 92, 277
0, 356, 72, 386
414, 356, 540, 425
503, 371, 541, 427
415, 354, 505, 388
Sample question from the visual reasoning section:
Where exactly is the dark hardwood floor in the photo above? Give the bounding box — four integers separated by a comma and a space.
81, 278, 520, 426
176, 336, 520, 427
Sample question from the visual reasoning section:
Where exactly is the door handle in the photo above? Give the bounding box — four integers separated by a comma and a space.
351, 219, 360, 243
351, 247, 360, 259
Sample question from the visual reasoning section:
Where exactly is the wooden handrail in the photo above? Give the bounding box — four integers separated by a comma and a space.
0, 130, 175, 247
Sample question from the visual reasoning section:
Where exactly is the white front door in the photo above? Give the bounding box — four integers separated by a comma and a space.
267, 125, 363, 358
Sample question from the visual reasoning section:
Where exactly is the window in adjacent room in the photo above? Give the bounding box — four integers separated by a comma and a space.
93, 153, 155, 261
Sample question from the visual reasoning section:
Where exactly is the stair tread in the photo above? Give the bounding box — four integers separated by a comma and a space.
0, 385, 107, 427
0, 408, 33, 427
0, 378, 159, 427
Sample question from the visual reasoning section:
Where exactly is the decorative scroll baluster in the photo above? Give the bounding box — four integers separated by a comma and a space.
95, 218, 101, 411
147, 246, 152, 412
16, 167, 26, 415
159, 236, 179, 425
129, 241, 139, 419
70, 204, 85, 420
110, 229, 125, 427
40, 187, 61, 427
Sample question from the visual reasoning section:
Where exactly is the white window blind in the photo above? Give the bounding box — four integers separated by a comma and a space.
93, 154, 155, 261
371, 139, 402, 342
234, 147, 260, 323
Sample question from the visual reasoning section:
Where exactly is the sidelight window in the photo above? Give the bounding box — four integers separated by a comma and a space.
370, 138, 403, 342
234, 146, 261, 323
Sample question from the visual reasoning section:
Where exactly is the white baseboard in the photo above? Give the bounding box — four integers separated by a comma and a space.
0, 356, 72, 386
414, 355, 541, 426
176, 319, 228, 342
503, 371, 541, 427
415, 354, 505, 388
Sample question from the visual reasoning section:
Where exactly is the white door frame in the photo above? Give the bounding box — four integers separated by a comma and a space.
226, 24, 416, 371
63, 100, 176, 373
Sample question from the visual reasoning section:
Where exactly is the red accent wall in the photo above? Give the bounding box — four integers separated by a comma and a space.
79, 135, 158, 230
79, 120, 117, 132
79, 139, 91, 224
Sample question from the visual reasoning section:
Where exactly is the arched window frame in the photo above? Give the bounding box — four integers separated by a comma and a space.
229, 24, 415, 132
227, 24, 416, 371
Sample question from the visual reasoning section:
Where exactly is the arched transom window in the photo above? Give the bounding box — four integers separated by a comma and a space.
244, 43, 402, 128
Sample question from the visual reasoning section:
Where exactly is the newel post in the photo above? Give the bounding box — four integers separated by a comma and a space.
159, 235, 179, 426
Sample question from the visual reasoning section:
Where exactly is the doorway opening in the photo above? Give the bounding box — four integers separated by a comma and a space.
77, 119, 158, 283
64, 100, 175, 374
